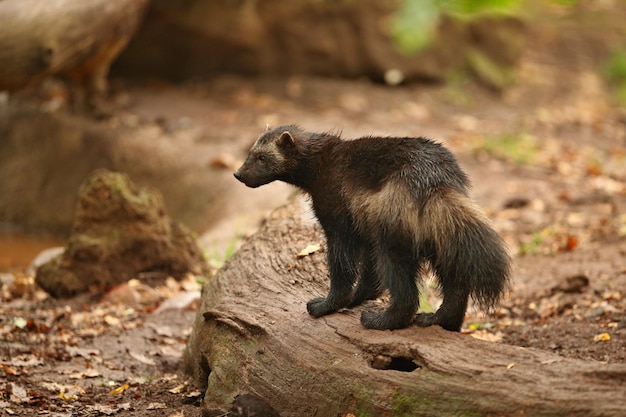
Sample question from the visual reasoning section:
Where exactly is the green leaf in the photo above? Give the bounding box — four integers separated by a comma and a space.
437, 0, 522, 15
390, 0, 441, 55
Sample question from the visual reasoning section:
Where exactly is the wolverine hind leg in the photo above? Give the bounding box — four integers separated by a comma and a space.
415, 262, 470, 332
360, 242, 419, 330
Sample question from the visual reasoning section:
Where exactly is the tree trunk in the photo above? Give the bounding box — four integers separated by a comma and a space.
185, 198, 626, 417
0, 0, 148, 95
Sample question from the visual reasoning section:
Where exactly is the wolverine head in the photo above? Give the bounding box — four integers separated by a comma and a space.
234, 126, 299, 188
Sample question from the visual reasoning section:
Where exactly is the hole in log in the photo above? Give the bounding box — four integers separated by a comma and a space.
371, 355, 420, 372
198, 355, 212, 391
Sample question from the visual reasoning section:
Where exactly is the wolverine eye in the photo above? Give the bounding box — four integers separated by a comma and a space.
257, 155, 267, 163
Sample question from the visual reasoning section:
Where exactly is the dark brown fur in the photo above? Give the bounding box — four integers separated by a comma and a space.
234, 125, 511, 331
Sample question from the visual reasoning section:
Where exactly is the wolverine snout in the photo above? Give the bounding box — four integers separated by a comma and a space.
233, 170, 262, 188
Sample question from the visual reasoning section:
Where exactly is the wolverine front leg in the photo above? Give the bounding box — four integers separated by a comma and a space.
307, 233, 359, 318
349, 250, 382, 307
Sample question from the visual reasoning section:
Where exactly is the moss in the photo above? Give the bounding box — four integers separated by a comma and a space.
392, 391, 430, 417
352, 388, 376, 417
391, 390, 485, 417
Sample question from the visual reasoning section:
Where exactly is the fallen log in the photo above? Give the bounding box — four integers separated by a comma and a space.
0, 0, 148, 95
185, 198, 626, 417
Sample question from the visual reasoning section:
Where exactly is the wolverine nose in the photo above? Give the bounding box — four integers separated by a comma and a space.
233, 171, 242, 182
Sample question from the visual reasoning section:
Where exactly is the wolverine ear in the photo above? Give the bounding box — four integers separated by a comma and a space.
276, 131, 295, 148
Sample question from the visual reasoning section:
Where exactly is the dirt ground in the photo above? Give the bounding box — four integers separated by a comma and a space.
2, 5, 626, 416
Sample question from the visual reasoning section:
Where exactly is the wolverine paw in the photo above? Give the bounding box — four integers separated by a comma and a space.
360, 310, 411, 330
415, 312, 462, 332
414, 312, 437, 327
306, 297, 338, 318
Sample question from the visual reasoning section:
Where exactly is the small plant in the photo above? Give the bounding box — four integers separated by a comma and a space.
480, 132, 539, 165
204, 233, 242, 270
444, 71, 474, 106
602, 48, 626, 107
519, 227, 554, 256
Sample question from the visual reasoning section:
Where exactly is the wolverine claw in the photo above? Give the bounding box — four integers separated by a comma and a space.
306, 297, 338, 318
414, 312, 437, 327
361, 310, 412, 330
415, 312, 462, 332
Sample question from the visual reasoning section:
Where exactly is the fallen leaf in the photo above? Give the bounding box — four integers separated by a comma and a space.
129, 351, 156, 365
296, 243, 321, 258
41, 382, 84, 397
593, 332, 611, 342
8, 355, 44, 368
66, 346, 100, 359
147, 402, 167, 410
168, 382, 188, 394
469, 330, 503, 343
157, 373, 179, 382
59, 390, 77, 401
91, 402, 131, 415
148, 324, 174, 337
127, 376, 152, 385
104, 315, 121, 327
109, 383, 130, 395
69, 369, 100, 379
159, 345, 183, 358
1, 364, 19, 375
559, 234, 578, 252
11, 317, 28, 329
507, 362, 515, 370
153, 291, 201, 315
602, 291, 622, 301
7, 383, 28, 404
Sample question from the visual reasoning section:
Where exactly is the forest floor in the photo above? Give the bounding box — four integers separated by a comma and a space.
2, 5, 626, 417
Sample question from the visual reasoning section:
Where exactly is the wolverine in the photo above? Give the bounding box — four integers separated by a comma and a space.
234, 125, 511, 331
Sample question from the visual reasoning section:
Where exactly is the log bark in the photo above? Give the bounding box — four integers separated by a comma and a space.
0, 0, 148, 95
185, 198, 626, 417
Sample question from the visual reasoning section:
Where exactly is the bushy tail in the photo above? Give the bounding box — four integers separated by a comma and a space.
455, 219, 511, 312
425, 190, 511, 312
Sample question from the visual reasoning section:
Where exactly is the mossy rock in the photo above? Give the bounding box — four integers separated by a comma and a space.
35, 169, 209, 298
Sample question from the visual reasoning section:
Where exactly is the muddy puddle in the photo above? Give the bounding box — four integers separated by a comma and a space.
0, 233, 63, 272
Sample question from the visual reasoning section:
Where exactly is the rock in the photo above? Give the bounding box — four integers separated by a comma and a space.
27, 246, 65, 275
35, 170, 209, 298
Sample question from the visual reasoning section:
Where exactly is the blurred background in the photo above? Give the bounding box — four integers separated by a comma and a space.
0, 0, 625, 271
